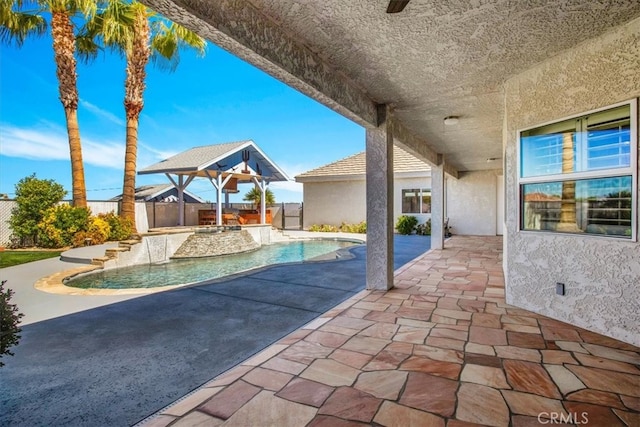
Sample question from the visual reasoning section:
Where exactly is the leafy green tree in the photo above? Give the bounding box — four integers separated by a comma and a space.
0, 280, 24, 367
0, 0, 97, 208
9, 174, 66, 246
243, 187, 275, 207
80, 0, 206, 231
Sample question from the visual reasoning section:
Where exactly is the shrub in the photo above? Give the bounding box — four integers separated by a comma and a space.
309, 224, 339, 232
71, 216, 111, 247
395, 215, 418, 235
416, 219, 431, 235
37, 204, 91, 248
1, 280, 24, 367
340, 221, 367, 234
98, 212, 133, 241
9, 174, 66, 247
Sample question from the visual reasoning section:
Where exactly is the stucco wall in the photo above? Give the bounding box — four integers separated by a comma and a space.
302, 175, 431, 229
503, 18, 640, 345
302, 180, 366, 228
446, 170, 500, 236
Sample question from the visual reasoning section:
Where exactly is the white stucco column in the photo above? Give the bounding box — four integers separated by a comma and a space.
365, 105, 394, 290
431, 160, 445, 250
252, 177, 268, 224
165, 173, 194, 226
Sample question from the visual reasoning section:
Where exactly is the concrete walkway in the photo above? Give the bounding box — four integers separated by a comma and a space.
0, 235, 431, 426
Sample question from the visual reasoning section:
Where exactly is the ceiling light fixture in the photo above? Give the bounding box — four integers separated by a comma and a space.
443, 116, 459, 126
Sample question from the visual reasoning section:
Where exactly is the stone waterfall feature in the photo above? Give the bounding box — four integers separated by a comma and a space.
171, 229, 260, 259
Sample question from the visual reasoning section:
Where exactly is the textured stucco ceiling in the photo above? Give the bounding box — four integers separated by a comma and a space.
141, 0, 640, 172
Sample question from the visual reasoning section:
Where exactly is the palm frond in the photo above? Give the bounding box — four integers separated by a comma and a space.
0, 0, 46, 46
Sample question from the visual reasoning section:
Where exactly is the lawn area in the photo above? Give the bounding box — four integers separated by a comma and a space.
0, 251, 62, 268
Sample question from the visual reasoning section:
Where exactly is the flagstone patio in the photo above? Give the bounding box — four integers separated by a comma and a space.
141, 236, 639, 427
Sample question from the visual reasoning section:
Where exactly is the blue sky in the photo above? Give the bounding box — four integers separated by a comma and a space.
0, 18, 364, 203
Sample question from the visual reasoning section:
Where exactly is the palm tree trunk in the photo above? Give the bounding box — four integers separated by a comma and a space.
51, 10, 87, 208
120, 7, 150, 233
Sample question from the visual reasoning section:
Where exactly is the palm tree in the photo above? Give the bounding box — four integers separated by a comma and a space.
1, 0, 95, 208
243, 187, 275, 208
81, 0, 206, 232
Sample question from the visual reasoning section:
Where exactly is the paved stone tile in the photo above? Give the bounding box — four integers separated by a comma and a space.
300, 359, 360, 387
563, 401, 626, 427
354, 370, 407, 400
620, 395, 640, 411
399, 356, 462, 379
464, 353, 501, 368
465, 342, 495, 356
567, 365, 640, 397
317, 386, 382, 422
280, 340, 333, 364
504, 359, 561, 399
566, 389, 626, 409
429, 327, 469, 341
612, 408, 640, 426
426, 336, 466, 351
544, 364, 586, 395
199, 380, 260, 420
203, 365, 252, 387
555, 341, 588, 354
456, 383, 509, 426
573, 353, 640, 374
501, 314, 539, 327
341, 336, 390, 355
433, 308, 472, 320
396, 317, 436, 329
385, 341, 414, 354
363, 311, 398, 323
341, 307, 370, 319
353, 301, 390, 311
242, 367, 293, 391
393, 325, 429, 344
503, 324, 541, 334
277, 328, 312, 345
143, 415, 176, 427
162, 387, 223, 416
447, 419, 489, 427
510, 415, 572, 427
261, 356, 308, 375
275, 377, 334, 407
302, 317, 332, 330
329, 348, 373, 369
541, 326, 582, 342
362, 349, 410, 370
541, 350, 578, 365
581, 343, 640, 365
469, 326, 507, 346
306, 415, 370, 427
399, 372, 457, 416
305, 330, 351, 348
171, 411, 223, 426
507, 331, 546, 349
460, 364, 510, 389
358, 323, 399, 339
579, 330, 639, 351
502, 390, 566, 418
413, 344, 464, 363
373, 401, 445, 427
494, 345, 541, 362
222, 390, 316, 427
326, 316, 375, 331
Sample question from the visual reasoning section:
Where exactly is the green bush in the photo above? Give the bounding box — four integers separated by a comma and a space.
1, 280, 24, 367
395, 215, 418, 235
340, 221, 367, 234
37, 204, 91, 248
416, 219, 431, 235
308, 224, 339, 232
9, 174, 66, 247
98, 212, 133, 241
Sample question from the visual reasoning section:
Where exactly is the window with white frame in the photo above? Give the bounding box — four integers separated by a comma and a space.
402, 188, 431, 214
519, 101, 637, 239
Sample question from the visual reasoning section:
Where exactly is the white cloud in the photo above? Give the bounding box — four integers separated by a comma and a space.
80, 100, 125, 127
0, 123, 124, 168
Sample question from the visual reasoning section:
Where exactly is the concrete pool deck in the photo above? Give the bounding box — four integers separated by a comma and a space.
0, 232, 429, 426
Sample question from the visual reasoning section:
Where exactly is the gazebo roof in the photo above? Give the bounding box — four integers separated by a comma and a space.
138, 140, 290, 182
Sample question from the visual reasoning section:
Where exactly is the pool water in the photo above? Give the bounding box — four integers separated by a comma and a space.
66, 240, 359, 289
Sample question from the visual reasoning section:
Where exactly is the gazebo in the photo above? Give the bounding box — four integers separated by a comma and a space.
138, 140, 290, 226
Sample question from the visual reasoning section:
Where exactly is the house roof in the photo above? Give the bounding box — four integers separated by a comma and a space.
138, 140, 290, 182
295, 145, 430, 182
109, 184, 205, 203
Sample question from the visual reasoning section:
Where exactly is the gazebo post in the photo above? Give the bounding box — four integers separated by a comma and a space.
252, 176, 268, 224
165, 173, 195, 226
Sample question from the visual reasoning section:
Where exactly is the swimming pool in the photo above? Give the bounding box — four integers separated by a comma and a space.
65, 239, 359, 290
